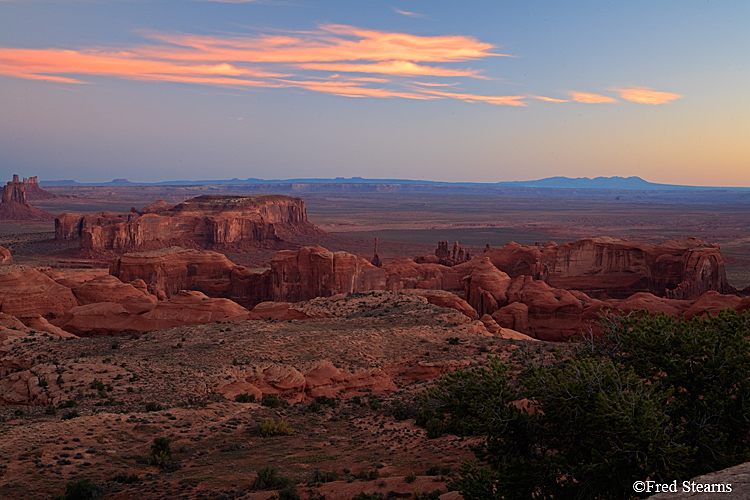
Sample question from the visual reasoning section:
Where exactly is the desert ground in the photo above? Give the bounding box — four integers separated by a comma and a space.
2, 183, 750, 499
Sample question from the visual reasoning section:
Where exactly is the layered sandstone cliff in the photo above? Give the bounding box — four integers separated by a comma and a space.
56, 194, 320, 254
545, 237, 731, 299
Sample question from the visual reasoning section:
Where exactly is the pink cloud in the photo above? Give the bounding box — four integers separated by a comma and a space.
570, 91, 618, 103
614, 86, 682, 104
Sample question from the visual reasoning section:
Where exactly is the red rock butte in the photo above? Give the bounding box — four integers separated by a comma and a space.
0, 174, 54, 220
55, 194, 321, 255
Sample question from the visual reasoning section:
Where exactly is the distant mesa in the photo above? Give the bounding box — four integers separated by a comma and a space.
55, 194, 322, 255
0, 174, 54, 220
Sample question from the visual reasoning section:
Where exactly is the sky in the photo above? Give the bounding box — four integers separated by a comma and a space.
1, 1, 748, 186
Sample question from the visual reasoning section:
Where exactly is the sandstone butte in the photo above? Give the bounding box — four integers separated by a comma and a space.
0, 174, 54, 220
54, 194, 321, 255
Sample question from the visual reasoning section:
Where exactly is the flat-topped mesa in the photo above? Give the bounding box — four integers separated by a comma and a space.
541, 237, 731, 300
55, 194, 320, 254
0, 174, 53, 220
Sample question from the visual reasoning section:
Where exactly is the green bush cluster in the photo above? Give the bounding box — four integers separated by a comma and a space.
421, 310, 750, 500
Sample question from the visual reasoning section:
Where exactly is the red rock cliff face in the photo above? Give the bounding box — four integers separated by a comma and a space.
270, 245, 387, 302
56, 194, 319, 254
109, 247, 270, 307
548, 237, 731, 299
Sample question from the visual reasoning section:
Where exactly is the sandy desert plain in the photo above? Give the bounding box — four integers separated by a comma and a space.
2, 180, 750, 500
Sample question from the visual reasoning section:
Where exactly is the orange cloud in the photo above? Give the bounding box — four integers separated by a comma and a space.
614, 86, 682, 104
277, 78, 437, 100
0, 22, 679, 108
138, 24, 504, 64
571, 91, 617, 103
298, 60, 483, 78
530, 95, 569, 103
419, 89, 527, 106
411, 81, 461, 87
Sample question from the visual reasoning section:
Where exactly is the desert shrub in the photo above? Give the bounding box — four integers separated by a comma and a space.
278, 485, 301, 500
260, 418, 294, 437
62, 478, 104, 500
89, 379, 105, 391
314, 395, 338, 407
234, 393, 255, 403
58, 399, 77, 409
112, 472, 140, 484
45, 405, 57, 415
308, 468, 339, 485
251, 465, 290, 490
143, 401, 162, 412
424, 418, 443, 439
261, 394, 281, 408
387, 398, 416, 421
405, 472, 416, 483
355, 469, 379, 481
422, 310, 750, 500
307, 399, 322, 413
150, 437, 172, 466
60, 410, 79, 420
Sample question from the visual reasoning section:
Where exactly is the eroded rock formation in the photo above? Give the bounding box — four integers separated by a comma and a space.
270, 245, 387, 302
0, 175, 53, 220
56, 194, 320, 255
0, 266, 78, 319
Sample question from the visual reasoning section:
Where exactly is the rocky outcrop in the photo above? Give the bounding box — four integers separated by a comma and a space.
71, 275, 155, 305
270, 245, 387, 302
109, 247, 238, 298
55, 290, 251, 336
476, 238, 730, 300
463, 257, 512, 316
55, 211, 138, 242
22, 176, 57, 200
109, 247, 270, 307
56, 194, 320, 255
214, 360, 396, 402
427, 240, 471, 266
0, 174, 53, 220
548, 237, 731, 299
0, 246, 11, 266
0, 266, 78, 319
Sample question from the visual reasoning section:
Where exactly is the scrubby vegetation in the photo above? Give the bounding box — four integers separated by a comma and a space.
419, 310, 750, 500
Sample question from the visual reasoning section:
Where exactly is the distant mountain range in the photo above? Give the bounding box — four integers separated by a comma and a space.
39, 175, 748, 191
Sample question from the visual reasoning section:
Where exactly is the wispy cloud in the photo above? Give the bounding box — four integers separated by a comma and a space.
0, 22, 680, 108
571, 91, 617, 103
614, 86, 682, 104
530, 95, 569, 103
394, 8, 425, 18
419, 89, 527, 106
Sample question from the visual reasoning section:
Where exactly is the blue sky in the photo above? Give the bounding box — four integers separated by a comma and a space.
1, 0, 748, 186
